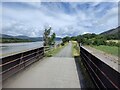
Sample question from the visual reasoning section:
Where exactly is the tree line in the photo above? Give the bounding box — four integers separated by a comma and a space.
62, 33, 120, 47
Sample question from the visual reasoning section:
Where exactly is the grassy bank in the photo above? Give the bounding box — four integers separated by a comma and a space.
72, 41, 80, 57
45, 43, 68, 57
91, 45, 118, 56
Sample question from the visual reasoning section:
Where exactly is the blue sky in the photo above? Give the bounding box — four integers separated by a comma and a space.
1, 2, 118, 37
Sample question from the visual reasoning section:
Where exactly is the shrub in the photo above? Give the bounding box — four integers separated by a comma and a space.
106, 41, 120, 46
61, 43, 64, 46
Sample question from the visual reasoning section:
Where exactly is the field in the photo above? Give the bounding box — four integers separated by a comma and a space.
106, 40, 120, 43
92, 45, 118, 56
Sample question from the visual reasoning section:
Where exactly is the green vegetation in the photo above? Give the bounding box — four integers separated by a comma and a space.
45, 43, 68, 57
61, 36, 70, 46
72, 41, 80, 57
91, 45, 118, 56
43, 27, 56, 46
61, 33, 120, 47
61, 32, 119, 56
0, 38, 32, 43
48, 33, 56, 45
75, 33, 120, 46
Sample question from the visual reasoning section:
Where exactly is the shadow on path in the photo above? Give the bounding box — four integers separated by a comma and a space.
74, 56, 95, 89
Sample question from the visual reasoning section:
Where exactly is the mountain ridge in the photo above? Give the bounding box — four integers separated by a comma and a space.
100, 26, 120, 35
0, 34, 62, 41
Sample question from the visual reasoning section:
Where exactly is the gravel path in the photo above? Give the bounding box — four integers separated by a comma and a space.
3, 43, 80, 88
54, 42, 72, 57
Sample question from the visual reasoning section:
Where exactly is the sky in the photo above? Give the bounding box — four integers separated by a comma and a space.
1, 1, 119, 37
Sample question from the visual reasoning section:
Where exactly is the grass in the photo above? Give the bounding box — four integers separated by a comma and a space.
91, 45, 118, 56
72, 41, 80, 57
45, 43, 68, 57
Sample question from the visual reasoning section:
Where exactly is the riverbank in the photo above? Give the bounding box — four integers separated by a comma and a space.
0, 38, 32, 43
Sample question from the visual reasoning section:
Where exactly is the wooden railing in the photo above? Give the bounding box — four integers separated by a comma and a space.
80, 46, 120, 89
44, 46, 50, 53
0, 47, 45, 81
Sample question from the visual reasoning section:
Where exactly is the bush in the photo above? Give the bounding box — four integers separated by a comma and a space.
85, 39, 92, 45
106, 41, 120, 46
116, 42, 120, 47
62, 36, 70, 43
92, 39, 106, 46
61, 43, 64, 46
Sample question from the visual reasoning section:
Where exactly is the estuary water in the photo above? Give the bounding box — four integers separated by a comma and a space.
0, 41, 61, 58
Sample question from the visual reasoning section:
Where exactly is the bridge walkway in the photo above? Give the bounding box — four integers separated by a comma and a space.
3, 43, 80, 88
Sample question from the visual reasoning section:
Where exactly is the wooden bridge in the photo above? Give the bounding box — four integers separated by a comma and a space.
2, 43, 80, 88
0, 42, 120, 89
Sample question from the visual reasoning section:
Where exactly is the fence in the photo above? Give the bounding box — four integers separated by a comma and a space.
44, 46, 50, 53
0, 47, 45, 81
80, 46, 120, 89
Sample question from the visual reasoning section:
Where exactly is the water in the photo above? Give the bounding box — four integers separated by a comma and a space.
0, 41, 61, 58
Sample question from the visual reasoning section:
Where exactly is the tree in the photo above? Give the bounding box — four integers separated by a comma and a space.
62, 36, 70, 43
70, 36, 77, 41
43, 27, 51, 46
49, 33, 56, 46
43, 26, 56, 46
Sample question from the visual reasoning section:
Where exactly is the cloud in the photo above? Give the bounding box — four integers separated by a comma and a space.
1, 0, 119, 2
1, 2, 118, 37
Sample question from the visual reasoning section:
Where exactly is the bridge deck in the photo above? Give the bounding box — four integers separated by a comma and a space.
3, 43, 80, 88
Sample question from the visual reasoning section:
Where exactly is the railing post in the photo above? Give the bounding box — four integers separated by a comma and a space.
36, 48, 40, 60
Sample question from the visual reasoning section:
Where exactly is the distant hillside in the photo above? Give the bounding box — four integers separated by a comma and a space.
55, 37, 62, 41
0, 34, 62, 42
0, 34, 13, 38
100, 26, 120, 35
0, 34, 43, 41
15, 35, 30, 39
15, 35, 43, 41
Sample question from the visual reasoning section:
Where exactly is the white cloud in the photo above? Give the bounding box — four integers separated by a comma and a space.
83, 32, 91, 34
93, 6, 118, 33
1, 0, 119, 2
2, 2, 119, 37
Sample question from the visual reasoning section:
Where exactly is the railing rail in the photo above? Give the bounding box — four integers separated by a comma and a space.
44, 46, 50, 53
0, 47, 46, 81
80, 46, 120, 89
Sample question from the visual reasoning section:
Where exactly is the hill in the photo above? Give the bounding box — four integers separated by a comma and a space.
100, 26, 120, 40
0, 34, 43, 42
100, 26, 120, 35
0, 34, 13, 38
0, 34, 62, 42
15, 35, 43, 41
